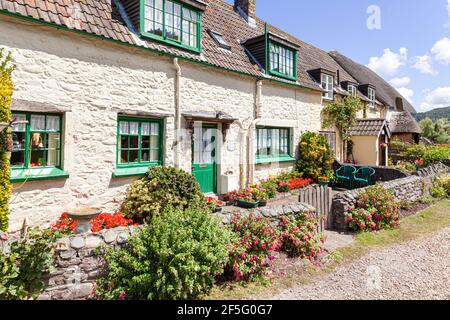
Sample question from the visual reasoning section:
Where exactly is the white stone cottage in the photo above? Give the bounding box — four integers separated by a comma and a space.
0, 0, 417, 232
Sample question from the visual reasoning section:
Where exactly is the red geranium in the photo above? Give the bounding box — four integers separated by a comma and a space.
90, 213, 136, 233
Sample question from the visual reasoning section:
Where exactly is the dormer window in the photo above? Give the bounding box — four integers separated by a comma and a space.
368, 87, 376, 108
268, 41, 297, 80
321, 73, 334, 100
141, 0, 203, 52
208, 30, 231, 50
348, 84, 357, 97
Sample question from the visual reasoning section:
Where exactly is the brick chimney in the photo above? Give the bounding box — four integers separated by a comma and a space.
234, 0, 256, 27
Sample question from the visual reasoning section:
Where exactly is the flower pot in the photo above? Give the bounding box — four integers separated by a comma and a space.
236, 199, 260, 209
319, 180, 330, 187
213, 207, 224, 214
258, 200, 268, 207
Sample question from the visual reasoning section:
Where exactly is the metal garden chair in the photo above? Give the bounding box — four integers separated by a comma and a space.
335, 165, 357, 189
353, 167, 376, 188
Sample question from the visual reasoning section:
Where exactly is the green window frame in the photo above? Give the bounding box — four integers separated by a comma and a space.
140, 0, 202, 53
116, 116, 164, 172
267, 41, 297, 81
256, 127, 295, 164
9, 112, 69, 183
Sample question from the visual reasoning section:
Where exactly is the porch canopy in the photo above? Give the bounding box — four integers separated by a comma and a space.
182, 111, 238, 124
349, 119, 391, 138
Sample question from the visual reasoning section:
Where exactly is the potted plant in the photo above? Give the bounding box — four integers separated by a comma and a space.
205, 197, 226, 213
318, 170, 334, 187
251, 187, 269, 207
236, 189, 259, 209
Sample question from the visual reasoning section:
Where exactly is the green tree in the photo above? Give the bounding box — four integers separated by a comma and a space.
0, 48, 15, 231
419, 117, 450, 144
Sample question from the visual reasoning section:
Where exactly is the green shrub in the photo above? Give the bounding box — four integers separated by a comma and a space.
121, 166, 206, 223
430, 174, 450, 199
257, 180, 277, 199
295, 132, 333, 181
96, 206, 231, 300
0, 229, 56, 300
395, 141, 450, 167
346, 185, 400, 232
0, 49, 15, 231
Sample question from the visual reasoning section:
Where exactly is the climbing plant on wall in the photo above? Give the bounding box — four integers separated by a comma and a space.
322, 96, 363, 161
0, 48, 15, 231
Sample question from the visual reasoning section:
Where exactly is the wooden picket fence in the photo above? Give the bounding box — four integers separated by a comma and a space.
299, 185, 333, 231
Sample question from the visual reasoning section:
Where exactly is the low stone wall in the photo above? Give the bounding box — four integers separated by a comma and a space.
332, 161, 449, 232
1, 200, 315, 300
216, 202, 316, 226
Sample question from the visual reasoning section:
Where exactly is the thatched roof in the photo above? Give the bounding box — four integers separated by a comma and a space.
329, 51, 417, 114
388, 112, 422, 134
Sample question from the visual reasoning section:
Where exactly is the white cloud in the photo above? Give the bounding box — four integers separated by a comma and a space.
420, 87, 450, 111
389, 77, 411, 87
431, 37, 450, 65
412, 54, 437, 75
367, 48, 408, 76
396, 87, 414, 103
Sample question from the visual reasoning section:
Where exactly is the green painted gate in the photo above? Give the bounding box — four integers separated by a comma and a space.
192, 124, 217, 194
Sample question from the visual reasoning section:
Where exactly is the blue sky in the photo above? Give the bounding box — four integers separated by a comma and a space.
224, 0, 450, 112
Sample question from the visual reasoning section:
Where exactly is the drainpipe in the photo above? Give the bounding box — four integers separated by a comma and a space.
173, 58, 182, 169
247, 80, 263, 185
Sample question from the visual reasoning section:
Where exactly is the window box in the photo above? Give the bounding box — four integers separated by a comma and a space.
112, 166, 154, 178
10, 167, 69, 183
255, 155, 296, 165
236, 199, 259, 209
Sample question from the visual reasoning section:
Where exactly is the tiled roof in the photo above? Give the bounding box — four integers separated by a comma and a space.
388, 111, 421, 134
349, 119, 390, 137
329, 50, 417, 114
0, 0, 363, 92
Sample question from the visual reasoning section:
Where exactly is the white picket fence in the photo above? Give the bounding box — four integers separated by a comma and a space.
299, 185, 333, 231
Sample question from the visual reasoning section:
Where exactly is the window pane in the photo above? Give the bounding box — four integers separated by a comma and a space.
142, 123, 150, 136
130, 136, 139, 149
129, 150, 139, 163
10, 150, 25, 167
31, 132, 44, 149
11, 130, 26, 167
129, 122, 139, 135
30, 149, 45, 167
141, 150, 150, 162
120, 150, 128, 164
47, 149, 60, 166
150, 136, 159, 148
46, 116, 60, 131
120, 136, 129, 149
120, 121, 128, 134
150, 150, 159, 162
46, 133, 60, 149
142, 136, 150, 149
30, 115, 45, 131
11, 114, 26, 132
150, 123, 159, 135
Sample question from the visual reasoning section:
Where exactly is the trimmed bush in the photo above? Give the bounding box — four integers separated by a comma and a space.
346, 185, 400, 232
96, 206, 231, 300
121, 166, 206, 223
431, 174, 450, 199
295, 132, 333, 181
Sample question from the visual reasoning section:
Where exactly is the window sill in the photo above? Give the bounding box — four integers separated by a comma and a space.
140, 31, 201, 54
256, 156, 296, 165
112, 165, 157, 178
10, 167, 69, 183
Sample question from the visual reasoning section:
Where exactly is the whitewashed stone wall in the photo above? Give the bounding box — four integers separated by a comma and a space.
0, 17, 323, 232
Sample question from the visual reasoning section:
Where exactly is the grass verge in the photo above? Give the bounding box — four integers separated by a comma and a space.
206, 199, 450, 300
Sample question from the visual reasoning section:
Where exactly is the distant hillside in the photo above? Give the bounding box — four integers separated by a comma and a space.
414, 106, 450, 121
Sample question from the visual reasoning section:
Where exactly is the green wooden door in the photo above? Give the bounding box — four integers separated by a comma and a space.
192, 124, 217, 194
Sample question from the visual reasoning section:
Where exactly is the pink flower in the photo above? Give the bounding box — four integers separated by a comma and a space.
118, 290, 126, 300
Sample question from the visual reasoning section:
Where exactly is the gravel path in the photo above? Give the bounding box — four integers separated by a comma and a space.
272, 227, 450, 300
